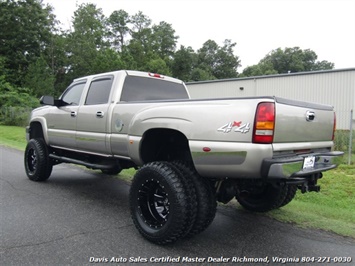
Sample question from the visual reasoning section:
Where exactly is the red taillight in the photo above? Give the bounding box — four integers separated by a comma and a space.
332, 112, 336, 141
253, 102, 275, 144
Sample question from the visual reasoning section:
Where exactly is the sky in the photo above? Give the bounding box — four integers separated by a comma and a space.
43, 0, 355, 71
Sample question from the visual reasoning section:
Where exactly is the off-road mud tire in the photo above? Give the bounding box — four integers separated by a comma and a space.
129, 161, 196, 245
235, 181, 288, 212
172, 161, 217, 237
24, 138, 53, 182
279, 185, 298, 207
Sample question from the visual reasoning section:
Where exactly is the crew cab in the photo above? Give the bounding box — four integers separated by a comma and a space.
24, 70, 343, 244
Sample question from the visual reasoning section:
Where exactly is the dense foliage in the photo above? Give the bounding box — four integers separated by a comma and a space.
0, 0, 335, 126
241, 47, 334, 77
0, 75, 39, 126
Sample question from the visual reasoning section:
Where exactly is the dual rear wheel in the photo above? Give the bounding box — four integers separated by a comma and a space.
129, 161, 216, 245
235, 181, 297, 212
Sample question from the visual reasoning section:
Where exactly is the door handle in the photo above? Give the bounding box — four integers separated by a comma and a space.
96, 111, 104, 118
71, 111, 77, 117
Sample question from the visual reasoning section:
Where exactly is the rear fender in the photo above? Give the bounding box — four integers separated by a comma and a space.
128, 117, 192, 165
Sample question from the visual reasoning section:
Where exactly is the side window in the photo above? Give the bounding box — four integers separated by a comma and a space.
61, 82, 86, 105
85, 77, 113, 105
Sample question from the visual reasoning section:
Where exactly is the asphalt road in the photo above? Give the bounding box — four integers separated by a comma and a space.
1, 146, 354, 266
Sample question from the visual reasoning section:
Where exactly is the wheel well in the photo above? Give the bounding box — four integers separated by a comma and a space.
29, 122, 44, 140
140, 129, 192, 163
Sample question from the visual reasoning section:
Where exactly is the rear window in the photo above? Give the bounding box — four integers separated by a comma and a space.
120, 76, 188, 102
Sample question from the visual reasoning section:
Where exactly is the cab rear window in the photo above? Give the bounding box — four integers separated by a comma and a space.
121, 76, 188, 102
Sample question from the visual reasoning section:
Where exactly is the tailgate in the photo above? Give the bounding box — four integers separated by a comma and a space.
273, 97, 335, 143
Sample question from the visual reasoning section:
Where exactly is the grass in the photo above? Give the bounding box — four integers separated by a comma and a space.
1, 125, 354, 238
266, 164, 355, 238
118, 168, 135, 182
0, 125, 27, 150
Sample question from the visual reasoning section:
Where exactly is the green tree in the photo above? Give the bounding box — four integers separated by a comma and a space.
151, 22, 179, 58
213, 39, 240, 78
146, 58, 172, 76
196, 39, 240, 80
126, 11, 176, 72
66, 3, 109, 77
313, 60, 335, 70
23, 55, 55, 97
131, 11, 152, 34
0, 56, 9, 80
123, 11, 151, 70
242, 47, 334, 77
197, 40, 219, 76
125, 39, 149, 70
171, 45, 197, 81
49, 33, 72, 96
240, 62, 277, 77
92, 49, 126, 73
0, 0, 56, 86
130, 11, 152, 53
108, 9, 130, 51
190, 68, 216, 81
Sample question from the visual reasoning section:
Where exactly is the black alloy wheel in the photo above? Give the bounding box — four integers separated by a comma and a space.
129, 161, 196, 245
24, 138, 53, 181
138, 178, 170, 229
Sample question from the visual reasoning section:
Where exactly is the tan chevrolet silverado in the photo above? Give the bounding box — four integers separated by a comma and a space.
24, 70, 343, 244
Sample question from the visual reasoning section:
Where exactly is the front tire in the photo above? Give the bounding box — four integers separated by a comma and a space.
24, 139, 53, 182
129, 161, 196, 245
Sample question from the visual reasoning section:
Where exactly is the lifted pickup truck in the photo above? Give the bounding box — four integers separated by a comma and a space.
25, 70, 343, 244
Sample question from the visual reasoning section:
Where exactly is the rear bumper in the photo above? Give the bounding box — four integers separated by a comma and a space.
261, 151, 344, 179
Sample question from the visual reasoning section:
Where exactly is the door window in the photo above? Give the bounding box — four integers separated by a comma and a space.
85, 77, 113, 105
61, 82, 86, 105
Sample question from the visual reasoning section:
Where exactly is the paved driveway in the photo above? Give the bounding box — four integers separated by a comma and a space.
1, 146, 354, 265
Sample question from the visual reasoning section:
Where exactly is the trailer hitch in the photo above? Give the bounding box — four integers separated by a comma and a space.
299, 173, 322, 193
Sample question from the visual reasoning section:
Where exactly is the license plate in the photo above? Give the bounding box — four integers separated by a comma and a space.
303, 156, 315, 169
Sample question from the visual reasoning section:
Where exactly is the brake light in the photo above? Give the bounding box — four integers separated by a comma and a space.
253, 102, 275, 144
148, 73, 164, 79
332, 112, 336, 141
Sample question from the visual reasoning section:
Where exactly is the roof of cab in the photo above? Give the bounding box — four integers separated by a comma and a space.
73, 70, 184, 84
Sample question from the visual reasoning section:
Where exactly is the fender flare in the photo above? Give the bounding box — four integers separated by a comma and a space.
29, 117, 49, 145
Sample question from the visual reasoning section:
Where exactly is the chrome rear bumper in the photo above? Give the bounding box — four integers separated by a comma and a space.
261, 151, 344, 179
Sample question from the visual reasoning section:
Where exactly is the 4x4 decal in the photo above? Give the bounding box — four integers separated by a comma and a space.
217, 121, 250, 133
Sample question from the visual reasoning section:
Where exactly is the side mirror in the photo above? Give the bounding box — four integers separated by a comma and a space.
40, 95, 54, 106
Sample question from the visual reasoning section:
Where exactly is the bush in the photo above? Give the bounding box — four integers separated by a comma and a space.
0, 106, 35, 127
333, 130, 355, 165
334, 130, 354, 153
0, 78, 39, 126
